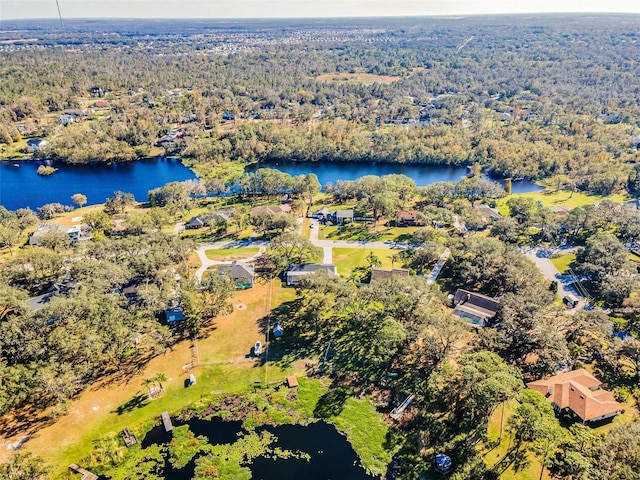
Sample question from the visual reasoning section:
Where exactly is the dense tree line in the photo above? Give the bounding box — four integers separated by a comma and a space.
0, 226, 216, 415
2, 17, 640, 192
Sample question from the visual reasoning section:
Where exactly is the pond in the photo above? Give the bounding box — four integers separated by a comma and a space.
249, 159, 544, 194
0, 157, 197, 211
139, 416, 375, 480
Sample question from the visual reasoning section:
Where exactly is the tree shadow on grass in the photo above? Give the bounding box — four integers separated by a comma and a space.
313, 387, 350, 419
112, 391, 150, 415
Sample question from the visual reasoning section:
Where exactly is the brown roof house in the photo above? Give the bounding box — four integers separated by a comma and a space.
452, 289, 500, 327
370, 268, 410, 283
527, 369, 622, 424
395, 210, 420, 227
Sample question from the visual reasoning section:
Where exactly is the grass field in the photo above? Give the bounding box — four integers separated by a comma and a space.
4, 278, 395, 478
550, 253, 576, 274
0, 138, 29, 160
483, 400, 551, 480
332, 247, 397, 276
2, 282, 305, 476
330, 397, 397, 477
496, 189, 627, 215
204, 246, 259, 261
319, 224, 417, 242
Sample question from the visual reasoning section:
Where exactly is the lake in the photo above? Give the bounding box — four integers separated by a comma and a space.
0, 157, 197, 211
140, 417, 375, 480
250, 160, 544, 193
0, 157, 543, 212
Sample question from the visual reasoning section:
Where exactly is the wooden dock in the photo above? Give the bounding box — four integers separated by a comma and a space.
122, 427, 138, 447
390, 394, 415, 421
69, 464, 98, 480
161, 411, 173, 432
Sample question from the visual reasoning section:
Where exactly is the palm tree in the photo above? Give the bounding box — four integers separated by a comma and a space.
142, 377, 155, 394
391, 253, 402, 269
154, 373, 168, 392
366, 251, 382, 269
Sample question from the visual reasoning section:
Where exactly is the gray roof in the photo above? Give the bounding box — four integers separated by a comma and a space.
188, 216, 205, 227
332, 210, 354, 218
473, 204, 502, 220
286, 263, 338, 278
217, 262, 255, 282
453, 289, 500, 321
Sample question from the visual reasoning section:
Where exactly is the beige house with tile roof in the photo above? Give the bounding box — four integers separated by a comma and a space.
527, 369, 622, 423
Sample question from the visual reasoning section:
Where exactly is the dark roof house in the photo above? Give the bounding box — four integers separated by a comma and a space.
166, 305, 186, 323
217, 262, 255, 288
327, 209, 354, 225
187, 216, 206, 229
286, 264, 338, 285
310, 206, 329, 219
26, 138, 50, 152
452, 289, 500, 326
527, 369, 622, 423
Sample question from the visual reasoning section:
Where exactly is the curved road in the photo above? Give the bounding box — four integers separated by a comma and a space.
193, 219, 452, 283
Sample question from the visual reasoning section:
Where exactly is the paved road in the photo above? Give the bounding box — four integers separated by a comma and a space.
522, 246, 587, 309
192, 218, 429, 278
425, 248, 451, 284
194, 240, 267, 281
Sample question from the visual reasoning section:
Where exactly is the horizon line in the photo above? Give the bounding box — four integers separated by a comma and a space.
3, 11, 640, 21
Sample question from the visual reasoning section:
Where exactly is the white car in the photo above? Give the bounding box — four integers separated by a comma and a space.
254, 341, 262, 356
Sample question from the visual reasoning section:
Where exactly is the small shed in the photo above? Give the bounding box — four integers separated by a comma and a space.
166, 306, 186, 323
273, 322, 283, 338
286, 376, 298, 388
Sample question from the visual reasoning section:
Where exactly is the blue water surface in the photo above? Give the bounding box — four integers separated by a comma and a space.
0, 157, 197, 211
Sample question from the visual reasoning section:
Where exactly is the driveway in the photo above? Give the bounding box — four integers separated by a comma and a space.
194, 240, 267, 281
522, 247, 587, 309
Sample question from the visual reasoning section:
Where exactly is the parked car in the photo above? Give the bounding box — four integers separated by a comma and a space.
563, 294, 579, 308
254, 341, 262, 356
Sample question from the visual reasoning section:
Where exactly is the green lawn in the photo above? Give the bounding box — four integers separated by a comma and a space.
550, 253, 576, 274
319, 224, 418, 242
57, 374, 395, 479
483, 400, 551, 480
0, 138, 29, 160
332, 248, 397, 276
330, 397, 398, 477
205, 246, 260, 261
496, 189, 627, 215
319, 224, 378, 241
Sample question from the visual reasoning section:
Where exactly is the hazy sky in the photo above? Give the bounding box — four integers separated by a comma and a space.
2, 0, 640, 20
